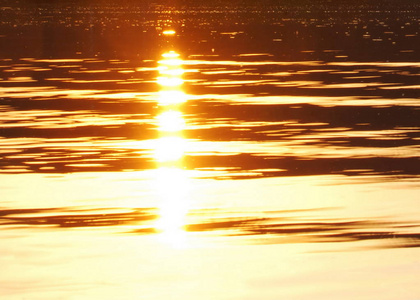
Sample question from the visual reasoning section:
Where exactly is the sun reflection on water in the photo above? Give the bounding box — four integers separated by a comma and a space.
153, 167, 190, 247
153, 49, 190, 247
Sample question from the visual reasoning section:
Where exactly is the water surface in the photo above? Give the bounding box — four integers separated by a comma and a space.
1, 1, 420, 299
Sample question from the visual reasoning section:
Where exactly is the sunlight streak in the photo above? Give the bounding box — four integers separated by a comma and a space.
152, 50, 191, 247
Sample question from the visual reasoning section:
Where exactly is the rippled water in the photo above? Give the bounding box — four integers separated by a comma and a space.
1, 1, 420, 299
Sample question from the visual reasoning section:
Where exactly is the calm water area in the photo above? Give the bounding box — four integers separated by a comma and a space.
1, 1, 420, 299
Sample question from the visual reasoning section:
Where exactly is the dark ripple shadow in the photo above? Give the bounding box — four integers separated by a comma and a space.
185, 155, 420, 179
185, 103, 420, 130
2, 207, 420, 249
0, 207, 157, 228
1, 148, 419, 178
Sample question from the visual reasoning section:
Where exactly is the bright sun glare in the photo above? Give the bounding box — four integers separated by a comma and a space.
162, 29, 176, 36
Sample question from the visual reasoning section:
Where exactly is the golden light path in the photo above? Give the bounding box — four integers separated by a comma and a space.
153, 49, 190, 247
